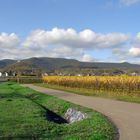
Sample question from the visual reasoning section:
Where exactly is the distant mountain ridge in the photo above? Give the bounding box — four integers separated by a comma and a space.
0, 59, 17, 69
0, 57, 140, 75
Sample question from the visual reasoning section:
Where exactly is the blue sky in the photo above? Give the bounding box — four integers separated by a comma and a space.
0, 0, 140, 63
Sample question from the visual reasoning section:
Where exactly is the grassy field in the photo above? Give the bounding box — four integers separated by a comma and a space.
0, 82, 117, 140
41, 76, 140, 103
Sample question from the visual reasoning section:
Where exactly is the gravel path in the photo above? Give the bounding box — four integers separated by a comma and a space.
23, 84, 140, 140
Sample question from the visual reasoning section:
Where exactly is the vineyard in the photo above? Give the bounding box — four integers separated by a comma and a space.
42, 75, 140, 97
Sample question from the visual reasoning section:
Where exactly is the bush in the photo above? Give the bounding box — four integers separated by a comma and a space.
9, 77, 43, 84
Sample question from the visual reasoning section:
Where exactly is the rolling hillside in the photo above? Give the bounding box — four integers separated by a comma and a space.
0, 59, 17, 69
0, 57, 140, 74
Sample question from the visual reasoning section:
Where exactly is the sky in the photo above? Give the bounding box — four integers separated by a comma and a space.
0, 0, 140, 63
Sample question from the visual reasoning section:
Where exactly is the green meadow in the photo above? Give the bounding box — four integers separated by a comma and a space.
0, 82, 117, 140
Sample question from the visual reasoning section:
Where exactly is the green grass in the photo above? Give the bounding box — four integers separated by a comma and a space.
36, 83, 140, 103
0, 82, 117, 140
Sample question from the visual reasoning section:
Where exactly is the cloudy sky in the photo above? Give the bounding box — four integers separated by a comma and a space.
0, 0, 140, 63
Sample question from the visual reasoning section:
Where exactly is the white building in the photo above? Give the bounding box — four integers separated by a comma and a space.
42, 73, 48, 76
5, 72, 8, 77
131, 72, 137, 76
77, 74, 83, 76
0, 72, 2, 77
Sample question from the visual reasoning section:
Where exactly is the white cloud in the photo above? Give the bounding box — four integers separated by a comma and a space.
136, 32, 140, 41
23, 28, 130, 49
127, 32, 140, 57
49, 46, 83, 58
0, 28, 140, 63
81, 54, 95, 62
120, 0, 140, 6
129, 47, 140, 57
0, 32, 20, 49
20, 28, 130, 62
0, 33, 20, 59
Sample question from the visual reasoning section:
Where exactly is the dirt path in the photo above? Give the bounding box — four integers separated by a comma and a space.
23, 84, 140, 140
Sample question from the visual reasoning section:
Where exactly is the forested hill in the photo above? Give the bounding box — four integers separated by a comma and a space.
0, 57, 140, 74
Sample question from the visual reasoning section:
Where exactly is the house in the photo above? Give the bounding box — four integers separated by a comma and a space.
0, 72, 2, 77
58, 72, 63, 76
12, 72, 17, 76
42, 73, 48, 76
101, 72, 109, 76
87, 73, 95, 76
49, 73, 56, 76
5, 72, 9, 77
130, 72, 137, 76
112, 70, 125, 76
76, 74, 83, 76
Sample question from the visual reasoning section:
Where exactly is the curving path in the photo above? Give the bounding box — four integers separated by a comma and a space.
23, 84, 140, 140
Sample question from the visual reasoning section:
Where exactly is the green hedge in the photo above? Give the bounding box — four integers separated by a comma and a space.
9, 77, 43, 84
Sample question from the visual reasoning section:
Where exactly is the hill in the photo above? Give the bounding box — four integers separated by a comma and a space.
0, 57, 140, 75
0, 59, 17, 69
